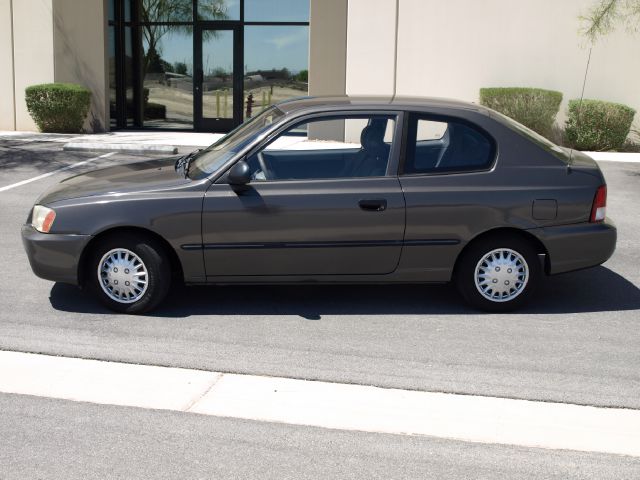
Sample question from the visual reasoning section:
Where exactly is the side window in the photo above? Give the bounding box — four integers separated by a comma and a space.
246, 115, 396, 181
404, 115, 495, 175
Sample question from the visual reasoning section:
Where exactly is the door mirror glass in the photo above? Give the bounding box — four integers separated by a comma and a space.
228, 160, 252, 185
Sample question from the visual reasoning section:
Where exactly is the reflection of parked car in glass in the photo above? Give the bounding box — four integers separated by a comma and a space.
22, 97, 616, 313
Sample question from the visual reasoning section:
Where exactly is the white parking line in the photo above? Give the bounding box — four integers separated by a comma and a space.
1, 351, 639, 457
0, 152, 115, 193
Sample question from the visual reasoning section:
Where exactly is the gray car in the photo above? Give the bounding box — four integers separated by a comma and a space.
22, 96, 616, 313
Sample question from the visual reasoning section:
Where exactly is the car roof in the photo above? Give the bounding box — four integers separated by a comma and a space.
274, 95, 491, 116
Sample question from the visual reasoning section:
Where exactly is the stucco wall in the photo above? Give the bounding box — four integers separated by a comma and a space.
0, 0, 15, 130
0, 0, 107, 132
12, 0, 55, 131
309, 0, 348, 97
333, 0, 640, 129
52, 0, 108, 132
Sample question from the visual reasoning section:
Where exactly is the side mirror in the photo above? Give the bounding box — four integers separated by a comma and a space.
228, 160, 252, 186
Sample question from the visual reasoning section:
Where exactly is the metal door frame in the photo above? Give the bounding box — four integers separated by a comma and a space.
194, 24, 243, 132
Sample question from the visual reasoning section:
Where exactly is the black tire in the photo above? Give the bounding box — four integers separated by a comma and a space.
455, 234, 541, 312
87, 233, 171, 314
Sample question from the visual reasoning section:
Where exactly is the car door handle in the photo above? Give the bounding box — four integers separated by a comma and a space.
359, 199, 387, 212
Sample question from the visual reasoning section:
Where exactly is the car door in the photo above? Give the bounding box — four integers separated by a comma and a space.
201, 112, 406, 277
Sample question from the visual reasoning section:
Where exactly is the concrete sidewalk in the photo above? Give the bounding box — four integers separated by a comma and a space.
2, 130, 640, 162
2, 350, 640, 457
0, 130, 223, 154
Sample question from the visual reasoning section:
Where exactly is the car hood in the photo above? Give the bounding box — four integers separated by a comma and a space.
37, 157, 190, 205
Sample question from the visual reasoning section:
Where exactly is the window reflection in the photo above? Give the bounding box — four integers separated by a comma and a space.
139, 0, 192, 22
243, 26, 309, 119
108, 26, 117, 128
198, 0, 239, 20
244, 0, 309, 22
142, 26, 194, 128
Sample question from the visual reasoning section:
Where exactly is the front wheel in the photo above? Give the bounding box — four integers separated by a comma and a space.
455, 236, 541, 312
88, 234, 171, 314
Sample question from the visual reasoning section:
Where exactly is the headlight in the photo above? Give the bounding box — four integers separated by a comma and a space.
32, 205, 56, 233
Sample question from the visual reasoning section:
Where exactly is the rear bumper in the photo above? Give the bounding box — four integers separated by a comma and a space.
21, 224, 92, 285
531, 218, 617, 275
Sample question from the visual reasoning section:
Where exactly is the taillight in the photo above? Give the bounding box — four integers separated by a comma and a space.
590, 185, 607, 223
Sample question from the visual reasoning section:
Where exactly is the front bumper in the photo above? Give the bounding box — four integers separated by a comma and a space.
21, 224, 92, 285
531, 218, 617, 275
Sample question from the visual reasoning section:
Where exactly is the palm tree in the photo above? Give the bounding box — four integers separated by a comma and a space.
141, 0, 229, 74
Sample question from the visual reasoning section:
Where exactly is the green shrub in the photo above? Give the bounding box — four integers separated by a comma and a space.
144, 102, 166, 120
479, 87, 563, 137
25, 83, 91, 133
565, 99, 636, 151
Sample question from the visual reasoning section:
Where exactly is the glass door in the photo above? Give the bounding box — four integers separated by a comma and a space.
194, 26, 242, 132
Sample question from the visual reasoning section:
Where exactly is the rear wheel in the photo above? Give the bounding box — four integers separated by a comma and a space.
88, 234, 171, 314
455, 235, 541, 312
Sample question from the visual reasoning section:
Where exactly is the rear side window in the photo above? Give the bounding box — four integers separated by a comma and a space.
403, 114, 495, 175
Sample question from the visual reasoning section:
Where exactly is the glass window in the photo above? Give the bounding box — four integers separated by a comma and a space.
246, 115, 396, 181
108, 0, 115, 22
140, 0, 192, 22
404, 115, 495, 174
244, 25, 309, 120
108, 26, 117, 128
244, 0, 309, 22
124, 26, 135, 126
202, 30, 234, 121
189, 106, 285, 179
124, 0, 132, 22
141, 26, 194, 128
198, 0, 240, 20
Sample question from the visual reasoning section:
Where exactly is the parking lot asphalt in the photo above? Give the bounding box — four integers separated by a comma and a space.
1, 140, 639, 410
3, 392, 640, 480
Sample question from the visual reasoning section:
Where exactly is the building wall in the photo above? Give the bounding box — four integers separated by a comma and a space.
0, 0, 15, 131
52, 0, 108, 132
0, 0, 107, 132
309, 0, 348, 97
312, 0, 640, 130
11, 0, 55, 131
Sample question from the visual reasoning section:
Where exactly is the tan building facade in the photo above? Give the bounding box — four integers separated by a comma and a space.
0, 0, 106, 132
1, 0, 638, 132
312, 0, 640, 129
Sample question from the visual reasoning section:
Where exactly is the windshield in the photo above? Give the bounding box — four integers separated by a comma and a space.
188, 106, 285, 179
488, 109, 570, 163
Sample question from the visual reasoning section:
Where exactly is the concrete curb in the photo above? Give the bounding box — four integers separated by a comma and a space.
63, 142, 178, 154
2, 350, 640, 457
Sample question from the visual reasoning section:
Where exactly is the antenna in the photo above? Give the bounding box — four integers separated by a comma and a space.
571, 46, 593, 164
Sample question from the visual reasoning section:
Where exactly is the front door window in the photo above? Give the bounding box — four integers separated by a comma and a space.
246, 115, 397, 181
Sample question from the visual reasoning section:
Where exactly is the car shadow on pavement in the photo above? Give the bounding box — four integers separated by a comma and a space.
49, 266, 640, 318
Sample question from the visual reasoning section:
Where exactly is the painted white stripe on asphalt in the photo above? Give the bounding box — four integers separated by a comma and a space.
0, 152, 115, 193
1, 351, 639, 457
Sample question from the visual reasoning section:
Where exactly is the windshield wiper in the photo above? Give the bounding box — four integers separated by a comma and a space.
174, 149, 201, 178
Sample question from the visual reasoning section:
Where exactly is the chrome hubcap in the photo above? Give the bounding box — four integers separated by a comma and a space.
474, 248, 529, 303
97, 248, 148, 304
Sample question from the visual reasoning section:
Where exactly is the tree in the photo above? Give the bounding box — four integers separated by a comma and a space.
173, 62, 188, 75
140, 0, 228, 73
582, 0, 640, 41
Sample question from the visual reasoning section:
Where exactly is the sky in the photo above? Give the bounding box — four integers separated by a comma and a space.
150, 0, 309, 75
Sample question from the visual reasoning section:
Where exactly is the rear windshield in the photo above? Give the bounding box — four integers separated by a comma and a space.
488, 110, 570, 163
